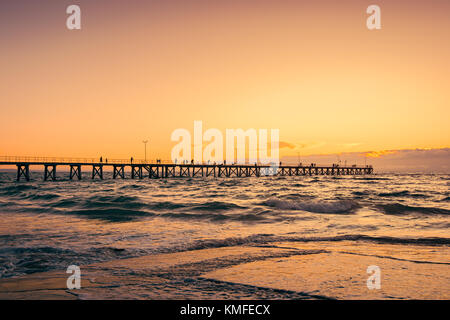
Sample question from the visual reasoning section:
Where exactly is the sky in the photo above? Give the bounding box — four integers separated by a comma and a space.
0, 0, 449, 170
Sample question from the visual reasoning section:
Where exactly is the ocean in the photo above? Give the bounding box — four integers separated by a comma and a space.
0, 171, 449, 299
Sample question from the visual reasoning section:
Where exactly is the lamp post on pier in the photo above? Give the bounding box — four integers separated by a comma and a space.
143, 140, 148, 163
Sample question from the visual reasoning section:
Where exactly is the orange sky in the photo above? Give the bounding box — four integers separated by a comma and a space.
0, 0, 449, 161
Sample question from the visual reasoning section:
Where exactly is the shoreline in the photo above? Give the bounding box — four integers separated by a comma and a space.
1, 241, 448, 300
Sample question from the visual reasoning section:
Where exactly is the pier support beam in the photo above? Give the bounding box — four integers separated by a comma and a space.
16, 164, 30, 181
131, 165, 143, 179
192, 166, 203, 177
113, 165, 125, 179
205, 166, 216, 177
165, 166, 175, 178
179, 166, 190, 177
229, 167, 237, 177
146, 166, 159, 178
217, 166, 226, 177
92, 165, 103, 180
70, 165, 81, 180
44, 165, 56, 181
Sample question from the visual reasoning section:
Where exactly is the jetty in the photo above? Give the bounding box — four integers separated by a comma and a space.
0, 156, 373, 181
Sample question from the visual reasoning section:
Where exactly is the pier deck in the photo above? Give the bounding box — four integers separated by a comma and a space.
0, 157, 373, 181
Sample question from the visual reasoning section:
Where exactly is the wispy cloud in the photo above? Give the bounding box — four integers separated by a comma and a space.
341, 142, 362, 148
279, 141, 296, 149
363, 150, 397, 158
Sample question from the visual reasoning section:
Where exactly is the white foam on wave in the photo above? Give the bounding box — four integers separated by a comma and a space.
265, 199, 359, 213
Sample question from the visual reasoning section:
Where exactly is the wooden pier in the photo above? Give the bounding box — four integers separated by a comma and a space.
0, 157, 373, 181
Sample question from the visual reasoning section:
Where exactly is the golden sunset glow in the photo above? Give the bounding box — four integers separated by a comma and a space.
1, 0, 449, 161
1, 1, 450, 303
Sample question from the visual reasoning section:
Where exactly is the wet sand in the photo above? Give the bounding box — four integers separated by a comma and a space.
0, 242, 449, 300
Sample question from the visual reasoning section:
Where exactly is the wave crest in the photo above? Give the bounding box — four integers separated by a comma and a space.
376, 203, 450, 215
264, 199, 359, 214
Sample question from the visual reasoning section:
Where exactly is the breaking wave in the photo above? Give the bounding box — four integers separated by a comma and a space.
180, 234, 450, 251
376, 203, 450, 216
264, 199, 359, 214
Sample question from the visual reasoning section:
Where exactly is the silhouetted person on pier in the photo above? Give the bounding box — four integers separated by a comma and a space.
100, 156, 103, 163
131, 157, 133, 164
106, 158, 108, 163
191, 159, 194, 165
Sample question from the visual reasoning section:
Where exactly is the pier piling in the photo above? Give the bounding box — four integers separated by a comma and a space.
44, 165, 56, 181
69, 165, 82, 180
92, 165, 103, 180
16, 164, 30, 181
113, 165, 125, 179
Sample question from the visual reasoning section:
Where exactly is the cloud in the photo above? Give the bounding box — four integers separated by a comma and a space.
278, 141, 326, 150
279, 141, 296, 149
294, 141, 326, 150
342, 142, 362, 148
363, 150, 397, 158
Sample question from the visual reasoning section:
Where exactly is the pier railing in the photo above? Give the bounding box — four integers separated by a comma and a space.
0, 156, 171, 165
0, 156, 373, 167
